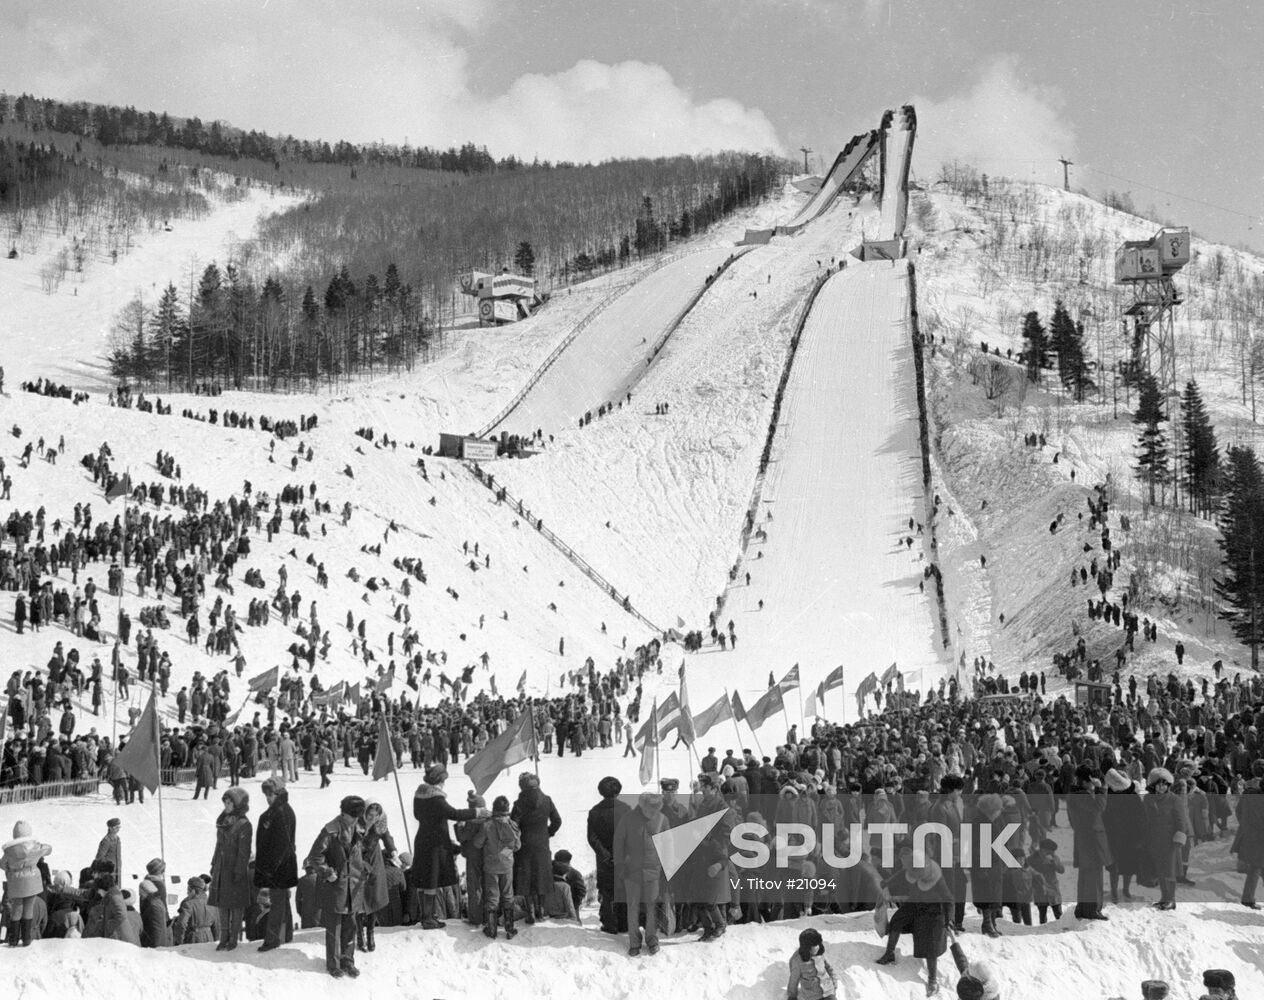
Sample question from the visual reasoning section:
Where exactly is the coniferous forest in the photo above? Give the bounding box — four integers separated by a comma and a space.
0, 92, 788, 390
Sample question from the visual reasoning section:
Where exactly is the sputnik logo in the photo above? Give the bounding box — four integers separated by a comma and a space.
651, 811, 725, 880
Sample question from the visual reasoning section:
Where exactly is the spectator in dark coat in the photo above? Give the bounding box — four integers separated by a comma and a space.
1233, 766, 1264, 908
1144, 768, 1190, 910
358, 801, 397, 952
209, 786, 252, 950
254, 778, 297, 952
139, 879, 172, 947
1103, 770, 1147, 902
171, 877, 218, 944
587, 776, 630, 933
305, 795, 368, 979
412, 765, 487, 930
511, 772, 562, 924
1066, 765, 1112, 920
552, 850, 586, 916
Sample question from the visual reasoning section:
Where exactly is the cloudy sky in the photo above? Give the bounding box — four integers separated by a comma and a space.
2, 0, 1261, 249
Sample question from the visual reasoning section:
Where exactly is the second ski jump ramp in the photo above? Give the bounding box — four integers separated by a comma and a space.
691, 260, 945, 710
492, 246, 739, 440
780, 130, 878, 235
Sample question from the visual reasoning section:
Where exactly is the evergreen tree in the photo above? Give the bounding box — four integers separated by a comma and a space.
1217, 446, 1264, 671
513, 241, 535, 276
152, 282, 184, 389
1020, 311, 1047, 384
1047, 301, 1092, 400
1181, 379, 1221, 516
1134, 373, 1171, 505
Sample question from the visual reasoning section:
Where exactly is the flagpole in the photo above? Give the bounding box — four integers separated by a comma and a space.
797, 677, 805, 735
385, 704, 412, 845
840, 666, 845, 725
530, 698, 540, 777
153, 677, 166, 865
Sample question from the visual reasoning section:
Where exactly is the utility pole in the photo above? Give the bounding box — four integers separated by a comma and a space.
1059, 156, 1073, 191
799, 146, 812, 174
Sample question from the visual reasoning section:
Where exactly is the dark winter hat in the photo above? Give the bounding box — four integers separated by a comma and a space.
261, 777, 284, 794
798, 927, 823, 955
492, 796, 510, 815
1039, 838, 1058, 852
107, 817, 121, 828
424, 764, 448, 785
598, 776, 622, 798
554, 850, 572, 864
146, 858, 166, 876
467, 791, 486, 809
659, 778, 679, 792
1141, 982, 1170, 1000
340, 795, 366, 818
957, 976, 985, 1000
519, 772, 540, 789
1203, 971, 1235, 990
187, 877, 206, 891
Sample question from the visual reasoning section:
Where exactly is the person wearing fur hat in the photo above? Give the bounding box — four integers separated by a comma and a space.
473, 795, 522, 939
1144, 768, 1190, 910
358, 801, 397, 951
614, 790, 670, 956
787, 926, 837, 1000
305, 795, 368, 978
254, 777, 297, 952
210, 786, 253, 950
948, 927, 1001, 1000
511, 771, 563, 925
455, 791, 489, 926
588, 776, 630, 934
1201, 969, 1237, 999
1066, 765, 1112, 921
172, 876, 219, 944
412, 765, 488, 930
139, 878, 172, 948
1104, 768, 1148, 903
1, 820, 52, 946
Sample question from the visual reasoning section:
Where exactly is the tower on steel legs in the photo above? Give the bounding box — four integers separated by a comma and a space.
1115, 226, 1190, 503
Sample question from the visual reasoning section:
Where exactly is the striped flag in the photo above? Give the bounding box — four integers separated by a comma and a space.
656, 691, 683, 742
517, 671, 527, 695
821, 665, 845, 694
639, 699, 658, 786
464, 706, 538, 795
677, 673, 697, 747
777, 664, 800, 694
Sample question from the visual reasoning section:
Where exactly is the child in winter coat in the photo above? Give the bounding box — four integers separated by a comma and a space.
1001, 849, 1035, 926
473, 796, 521, 939
787, 927, 836, 1000
1028, 838, 1064, 924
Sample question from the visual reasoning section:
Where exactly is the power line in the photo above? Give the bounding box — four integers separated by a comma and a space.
1078, 164, 1263, 224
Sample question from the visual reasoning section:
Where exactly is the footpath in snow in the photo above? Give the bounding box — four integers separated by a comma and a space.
690, 260, 947, 713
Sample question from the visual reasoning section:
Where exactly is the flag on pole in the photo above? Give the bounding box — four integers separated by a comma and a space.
677, 673, 697, 746
114, 690, 161, 793
804, 684, 820, 719
822, 665, 846, 694
880, 662, 900, 688
638, 698, 658, 786
777, 664, 800, 694
372, 714, 395, 780
465, 706, 538, 795
656, 691, 683, 742
517, 671, 527, 695
247, 665, 280, 695
731, 691, 747, 723
105, 473, 133, 503
691, 693, 734, 741
374, 666, 395, 695
348, 682, 362, 708
744, 684, 784, 732
855, 671, 879, 716
312, 681, 345, 708
896, 671, 905, 693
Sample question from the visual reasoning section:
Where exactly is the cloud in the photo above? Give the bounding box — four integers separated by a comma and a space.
479, 61, 782, 161
910, 57, 1077, 182
0, 0, 781, 162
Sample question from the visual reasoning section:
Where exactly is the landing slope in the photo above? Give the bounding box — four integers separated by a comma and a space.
694, 260, 945, 708
492, 246, 738, 439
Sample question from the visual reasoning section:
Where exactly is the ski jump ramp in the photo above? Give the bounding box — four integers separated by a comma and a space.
490, 246, 739, 440
877, 105, 917, 242
739, 130, 878, 245
694, 261, 946, 711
